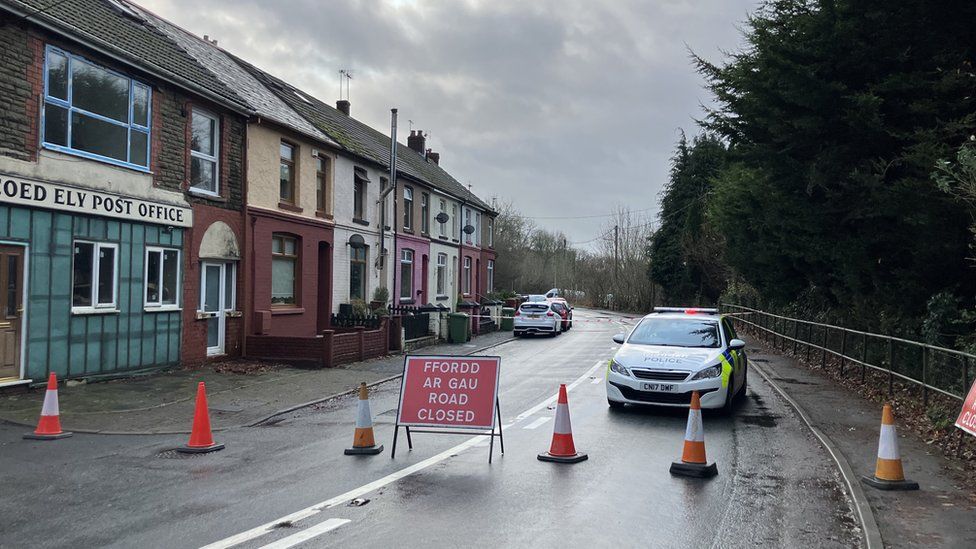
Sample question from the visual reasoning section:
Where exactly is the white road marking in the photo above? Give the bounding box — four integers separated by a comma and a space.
523, 417, 551, 430
258, 518, 350, 549
200, 359, 607, 549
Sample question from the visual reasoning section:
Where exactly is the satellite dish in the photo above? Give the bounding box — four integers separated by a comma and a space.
462, 225, 476, 235
435, 212, 450, 224
348, 234, 366, 249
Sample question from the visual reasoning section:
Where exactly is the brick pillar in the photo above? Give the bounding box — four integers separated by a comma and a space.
320, 329, 335, 368
389, 315, 403, 352
355, 326, 366, 362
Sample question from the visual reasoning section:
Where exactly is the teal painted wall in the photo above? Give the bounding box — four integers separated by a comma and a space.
0, 205, 183, 380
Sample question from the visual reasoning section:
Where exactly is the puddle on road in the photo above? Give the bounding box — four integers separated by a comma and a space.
773, 376, 816, 386
739, 414, 781, 428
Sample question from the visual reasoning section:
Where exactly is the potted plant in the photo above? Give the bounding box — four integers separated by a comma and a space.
370, 286, 389, 313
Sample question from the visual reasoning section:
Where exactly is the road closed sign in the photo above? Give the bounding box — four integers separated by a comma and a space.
955, 379, 976, 437
396, 356, 501, 430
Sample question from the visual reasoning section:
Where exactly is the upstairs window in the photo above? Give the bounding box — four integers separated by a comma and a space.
43, 46, 151, 171
488, 217, 494, 247
403, 186, 414, 230
354, 168, 368, 221
279, 142, 296, 204
464, 208, 473, 244
421, 192, 430, 234
475, 212, 482, 245
452, 204, 459, 239
439, 199, 448, 237
190, 109, 219, 195
316, 155, 331, 214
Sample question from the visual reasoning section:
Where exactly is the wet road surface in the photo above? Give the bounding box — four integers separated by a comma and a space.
0, 309, 860, 548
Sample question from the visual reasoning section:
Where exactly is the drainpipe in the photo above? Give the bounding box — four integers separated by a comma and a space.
387, 109, 399, 304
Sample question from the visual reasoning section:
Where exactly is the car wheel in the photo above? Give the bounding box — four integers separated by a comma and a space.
736, 365, 748, 401
721, 374, 736, 415
608, 398, 625, 409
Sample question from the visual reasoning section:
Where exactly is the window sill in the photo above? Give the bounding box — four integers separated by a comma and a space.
315, 210, 334, 220
145, 306, 181, 313
435, 295, 449, 301
271, 307, 305, 316
278, 201, 303, 213
71, 307, 120, 316
399, 298, 415, 305
188, 188, 225, 202
42, 143, 151, 174
352, 218, 370, 226
403, 228, 414, 234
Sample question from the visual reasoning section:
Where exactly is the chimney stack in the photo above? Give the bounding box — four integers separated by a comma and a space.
407, 130, 425, 154
336, 100, 351, 116
426, 149, 440, 165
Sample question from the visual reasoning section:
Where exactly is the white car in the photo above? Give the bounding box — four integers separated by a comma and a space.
513, 302, 561, 337
606, 308, 747, 413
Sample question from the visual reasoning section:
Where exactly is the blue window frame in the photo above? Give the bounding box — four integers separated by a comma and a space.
42, 45, 151, 172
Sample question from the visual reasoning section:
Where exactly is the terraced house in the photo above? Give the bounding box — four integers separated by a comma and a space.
0, 0, 497, 385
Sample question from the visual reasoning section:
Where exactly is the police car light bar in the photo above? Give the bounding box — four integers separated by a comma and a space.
653, 307, 719, 315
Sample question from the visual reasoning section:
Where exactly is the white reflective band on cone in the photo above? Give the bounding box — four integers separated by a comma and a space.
684, 409, 703, 442
41, 388, 59, 416
878, 424, 899, 460
553, 403, 572, 434
356, 400, 372, 429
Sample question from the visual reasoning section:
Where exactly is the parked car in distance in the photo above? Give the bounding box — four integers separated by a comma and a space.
514, 302, 561, 337
525, 294, 548, 303
549, 299, 573, 331
545, 288, 560, 298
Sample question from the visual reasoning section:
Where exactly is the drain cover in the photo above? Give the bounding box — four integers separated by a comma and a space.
155, 448, 206, 459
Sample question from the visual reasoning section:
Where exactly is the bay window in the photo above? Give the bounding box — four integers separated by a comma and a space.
43, 46, 151, 171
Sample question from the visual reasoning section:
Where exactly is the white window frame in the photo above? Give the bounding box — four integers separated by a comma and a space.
488, 217, 494, 247
400, 248, 414, 301
189, 108, 220, 196
439, 199, 448, 237
487, 259, 495, 294
403, 186, 414, 230
452, 204, 459, 239
463, 256, 472, 295
421, 192, 430, 234
144, 246, 181, 311
464, 208, 473, 244
71, 240, 119, 313
475, 212, 482, 246
436, 253, 447, 296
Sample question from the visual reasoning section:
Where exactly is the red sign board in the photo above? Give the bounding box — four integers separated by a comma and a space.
396, 356, 501, 430
956, 380, 976, 437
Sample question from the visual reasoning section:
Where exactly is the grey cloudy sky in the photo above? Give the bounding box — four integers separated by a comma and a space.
142, 0, 757, 246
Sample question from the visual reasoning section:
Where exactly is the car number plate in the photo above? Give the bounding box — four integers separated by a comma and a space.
641, 383, 676, 392
528, 314, 539, 319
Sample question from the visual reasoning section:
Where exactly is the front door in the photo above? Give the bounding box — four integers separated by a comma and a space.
201, 262, 234, 356
0, 246, 24, 380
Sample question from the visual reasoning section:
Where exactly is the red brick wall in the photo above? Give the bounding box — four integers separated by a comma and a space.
247, 334, 327, 367
332, 332, 359, 364
246, 208, 334, 337
181, 206, 246, 366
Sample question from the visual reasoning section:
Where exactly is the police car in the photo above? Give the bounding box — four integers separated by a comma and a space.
606, 308, 747, 413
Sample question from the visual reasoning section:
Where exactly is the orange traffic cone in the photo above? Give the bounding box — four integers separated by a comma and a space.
861, 404, 918, 490
177, 382, 224, 454
345, 382, 383, 455
537, 384, 587, 463
670, 391, 717, 477
24, 372, 72, 440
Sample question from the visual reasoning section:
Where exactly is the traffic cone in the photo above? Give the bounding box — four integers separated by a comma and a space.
177, 382, 224, 454
861, 404, 918, 490
670, 391, 717, 477
537, 384, 588, 463
23, 372, 72, 440
345, 382, 383, 455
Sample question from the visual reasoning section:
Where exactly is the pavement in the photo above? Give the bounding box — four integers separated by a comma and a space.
0, 331, 515, 434
745, 336, 976, 548
0, 308, 864, 549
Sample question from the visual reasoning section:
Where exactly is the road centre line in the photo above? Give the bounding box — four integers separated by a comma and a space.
257, 519, 350, 549
200, 359, 607, 549
523, 417, 551, 430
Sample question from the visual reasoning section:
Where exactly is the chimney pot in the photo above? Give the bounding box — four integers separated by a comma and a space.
427, 150, 440, 165
407, 130, 426, 154
336, 100, 351, 116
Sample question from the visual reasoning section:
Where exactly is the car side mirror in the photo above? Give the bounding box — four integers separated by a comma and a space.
612, 333, 625, 344
729, 338, 746, 350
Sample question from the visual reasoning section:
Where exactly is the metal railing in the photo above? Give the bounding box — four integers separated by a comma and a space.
721, 304, 972, 405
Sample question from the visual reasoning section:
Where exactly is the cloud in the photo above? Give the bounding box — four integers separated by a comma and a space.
140, 0, 756, 245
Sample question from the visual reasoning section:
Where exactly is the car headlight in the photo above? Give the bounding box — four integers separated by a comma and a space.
609, 359, 630, 377
691, 364, 721, 380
